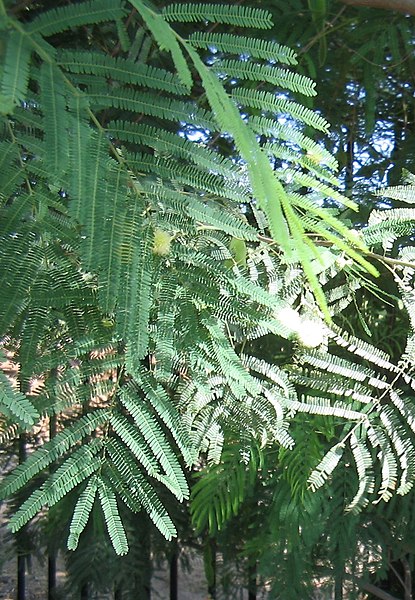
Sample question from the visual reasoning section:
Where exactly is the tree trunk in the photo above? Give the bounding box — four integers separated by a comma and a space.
339, 0, 415, 15
48, 412, 57, 600
17, 545, 26, 600
170, 548, 178, 600
248, 560, 257, 600
80, 583, 89, 600
17, 434, 27, 600
204, 538, 217, 600
132, 517, 152, 600
48, 555, 56, 600
334, 570, 343, 600
401, 556, 412, 600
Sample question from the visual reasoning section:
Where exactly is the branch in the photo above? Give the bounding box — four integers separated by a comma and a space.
357, 580, 401, 600
324, 569, 402, 600
364, 250, 415, 271
339, 0, 415, 15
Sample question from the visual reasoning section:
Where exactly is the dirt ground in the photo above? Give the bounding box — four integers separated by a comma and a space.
0, 546, 333, 600
0, 540, 212, 600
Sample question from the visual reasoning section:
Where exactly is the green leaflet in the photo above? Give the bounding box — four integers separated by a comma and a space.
232, 88, 330, 132
40, 63, 68, 176
191, 444, 261, 534
120, 223, 153, 373
308, 444, 344, 491
106, 121, 239, 178
162, 3, 273, 29
0, 411, 110, 499
135, 368, 195, 465
97, 476, 129, 556
186, 45, 291, 255
97, 165, 127, 312
89, 89, 216, 130
188, 32, 298, 64
0, 140, 25, 201
9, 442, 103, 532
376, 184, 415, 204
131, 0, 193, 90
59, 50, 189, 94
106, 438, 177, 540
119, 385, 189, 500
110, 412, 162, 478
67, 95, 93, 224
67, 476, 98, 551
0, 30, 32, 113
212, 60, 316, 96
0, 371, 39, 427
27, 0, 127, 36
346, 433, 375, 513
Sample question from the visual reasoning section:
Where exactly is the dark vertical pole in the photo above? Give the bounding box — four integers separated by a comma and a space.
247, 560, 257, 600
48, 555, 57, 600
204, 537, 216, 600
114, 585, 123, 600
402, 556, 412, 600
334, 571, 343, 600
80, 583, 89, 600
17, 434, 27, 600
48, 411, 57, 600
131, 516, 151, 600
169, 545, 178, 600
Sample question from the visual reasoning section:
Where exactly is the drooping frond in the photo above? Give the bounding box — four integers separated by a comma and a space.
97, 476, 129, 555
188, 32, 298, 64
67, 476, 98, 551
365, 211, 415, 252
375, 184, 415, 204
58, 51, 189, 95
308, 444, 344, 492
27, 0, 127, 36
213, 60, 316, 96
0, 410, 110, 500
105, 438, 177, 539
119, 384, 189, 501
191, 443, 262, 534
0, 31, 32, 112
9, 442, 103, 532
232, 88, 330, 132
162, 3, 273, 29
0, 0, 402, 556
40, 63, 68, 176
131, 0, 193, 90
0, 371, 39, 427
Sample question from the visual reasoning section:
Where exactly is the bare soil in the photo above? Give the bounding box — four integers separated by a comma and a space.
0, 549, 210, 600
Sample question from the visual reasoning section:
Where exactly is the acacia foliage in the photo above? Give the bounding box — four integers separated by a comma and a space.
1, 1, 415, 581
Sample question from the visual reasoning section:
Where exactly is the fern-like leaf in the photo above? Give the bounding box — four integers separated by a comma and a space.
27, 0, 126, 36
131, 0, 193, 90
9, 442, 102, 532
163, 3, 273, 29
0, 371, 39, 427
188, 32, 297, 64
213, 60, 316, 96
67, 476, 99, 551
0, 31, 32, 113
40, 63, 68, 175
308, 444, 344, 491
97, 476, 129, 556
